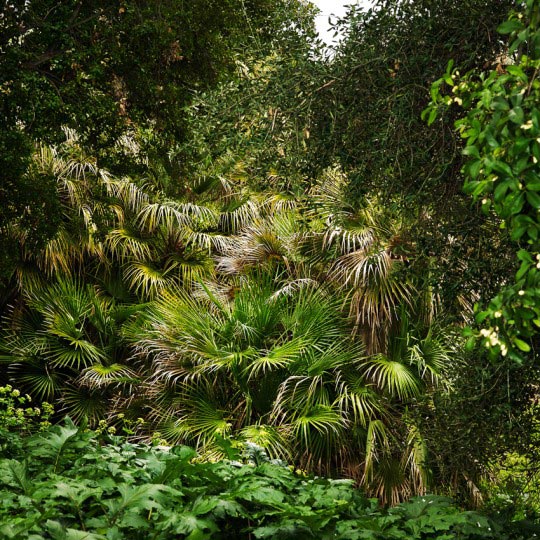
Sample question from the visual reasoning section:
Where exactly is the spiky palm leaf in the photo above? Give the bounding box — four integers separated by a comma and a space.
106, 227, 152, 262
9, 360, 61, 401
244, 338, 305, 379
1, 277, 140, 425
290, 404, 344, 471
124, 261, 175, 298
239, 424, 290, 461
404, 424, 431, 496
78, 363, 139, 389
334, 374, 385, 428
219, 199, 259, 234
363, 356, 421, 400
137, 201, 217, 235
61, 384, 109, 424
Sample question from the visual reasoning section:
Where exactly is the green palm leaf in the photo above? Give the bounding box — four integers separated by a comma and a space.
45, 336, 105, 369
363, 356, 421, 400
137, 201, 217, 234
124, 261, 173, 297
183, 395, 232, 444
240, 424, 290, 461
78, 363, 139, 389
13, 362, 62, 401
106, 227, 152, 261
61, 385, 108, 425
219, 199, 259, 233
245, 338, 305, 379
335, 374, 384, 428
363, 419, 390, 485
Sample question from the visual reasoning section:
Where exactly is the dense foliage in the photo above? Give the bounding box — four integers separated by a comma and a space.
427, 0, 540, 362
0, 0, 539, 526
0, 0, 315, 275
1, 413, 537, 539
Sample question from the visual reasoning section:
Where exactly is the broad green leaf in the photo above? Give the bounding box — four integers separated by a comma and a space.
497, 19, 524, 34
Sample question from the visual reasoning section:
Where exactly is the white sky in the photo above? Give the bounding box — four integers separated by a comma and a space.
311, 0, 373, 43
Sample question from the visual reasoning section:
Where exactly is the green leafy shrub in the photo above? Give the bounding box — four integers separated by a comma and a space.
0, 420, 536, 539
0, 385, 53, 457
426, 0, 540, 362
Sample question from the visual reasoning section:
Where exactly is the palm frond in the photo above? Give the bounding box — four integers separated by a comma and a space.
219, 199, 259, 233
363, 419, 390, 486
182, 227, 232, 253
78, 363, 139, 389
137, 201, 217, 234
106, 227, 152, 261
291, 404, 344, 470
245, 338, 305, 379
273, 375, 328, 419
164, 252, 214, 286
371, 456, 409, 506
363, 355, 421, 400
9, 361, 61, 401
154, 416, 191, 445
335, 374, 384, 428
323, 226, 375, 255
333, 248, 392, 288
404, 424, 431, 495
37, 229, 80, 277
104, 178, 150, 215
44, 335, 105, 370
407, 332, 450, 386
183, 395, 232, 445
61, 384, 109, 425
240, 424, 290, 461
259, 193, 298, 215
269, 278, 320, 300
124, 261, 174, 297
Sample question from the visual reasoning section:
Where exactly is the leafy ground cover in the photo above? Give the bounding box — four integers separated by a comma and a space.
0, 417, 537, 540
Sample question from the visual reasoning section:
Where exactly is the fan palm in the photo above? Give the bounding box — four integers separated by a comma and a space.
0, 278, 143, 424
0, 131, 455, 504
127, 268, 449, 499
129, 275, 364, 465
8, 132, 224, 301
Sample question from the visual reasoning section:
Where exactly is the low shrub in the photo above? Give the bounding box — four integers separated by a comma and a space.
1, 418, 538, 539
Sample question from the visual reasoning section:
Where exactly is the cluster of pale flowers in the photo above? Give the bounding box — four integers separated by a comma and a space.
480, 326, 508, 356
